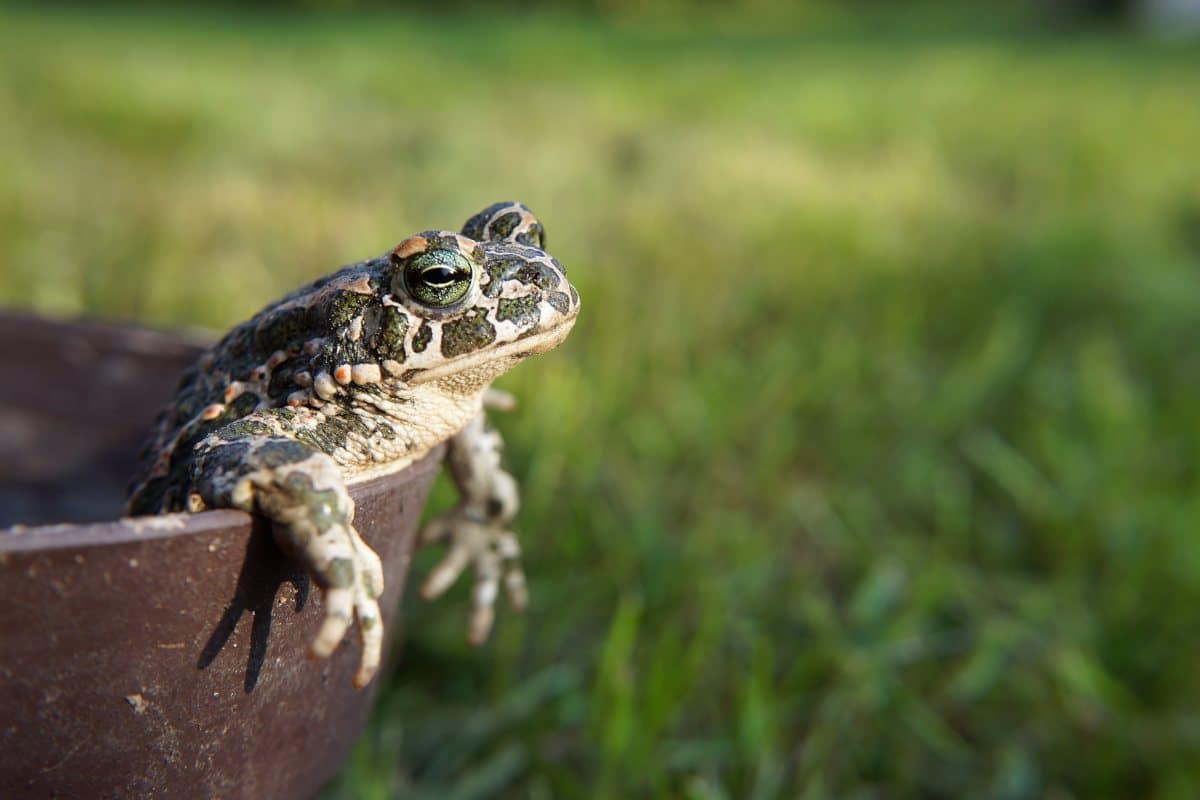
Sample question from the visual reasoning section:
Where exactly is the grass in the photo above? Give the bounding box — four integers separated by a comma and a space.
3, 5, 1200, 797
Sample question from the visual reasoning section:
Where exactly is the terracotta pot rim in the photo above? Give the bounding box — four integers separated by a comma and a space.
1, 453, 443, 554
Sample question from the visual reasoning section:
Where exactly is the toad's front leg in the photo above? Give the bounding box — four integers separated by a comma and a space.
190, 421, 385, 687
420, 398, 528, 644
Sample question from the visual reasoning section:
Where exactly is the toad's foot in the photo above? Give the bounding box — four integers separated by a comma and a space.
419, 408, 526, 644
307, 521, 385, 689
420, 510, 528, 644
192, 425, 386, 688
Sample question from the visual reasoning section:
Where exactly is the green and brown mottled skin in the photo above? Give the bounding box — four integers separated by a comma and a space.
126, 202, 578, 688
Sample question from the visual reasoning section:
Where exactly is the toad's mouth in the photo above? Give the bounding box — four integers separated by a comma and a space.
405, 310, 578, 386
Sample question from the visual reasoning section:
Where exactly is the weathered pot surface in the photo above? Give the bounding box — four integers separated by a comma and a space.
0, 312, 436, 799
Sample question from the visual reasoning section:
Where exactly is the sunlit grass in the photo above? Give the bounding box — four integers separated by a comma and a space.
3, 6, 1200, 797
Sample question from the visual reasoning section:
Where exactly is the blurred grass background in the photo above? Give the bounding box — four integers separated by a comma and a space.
4, 1, 1200, 797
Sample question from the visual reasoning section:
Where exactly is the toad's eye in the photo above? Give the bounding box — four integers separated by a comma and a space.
403, 250, 473, 307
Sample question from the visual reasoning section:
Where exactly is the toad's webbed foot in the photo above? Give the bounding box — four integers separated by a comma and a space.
420, 407, 528, 644
191, 423, 385, 687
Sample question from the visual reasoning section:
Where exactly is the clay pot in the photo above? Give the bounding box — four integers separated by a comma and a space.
0, 312, 437, 798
